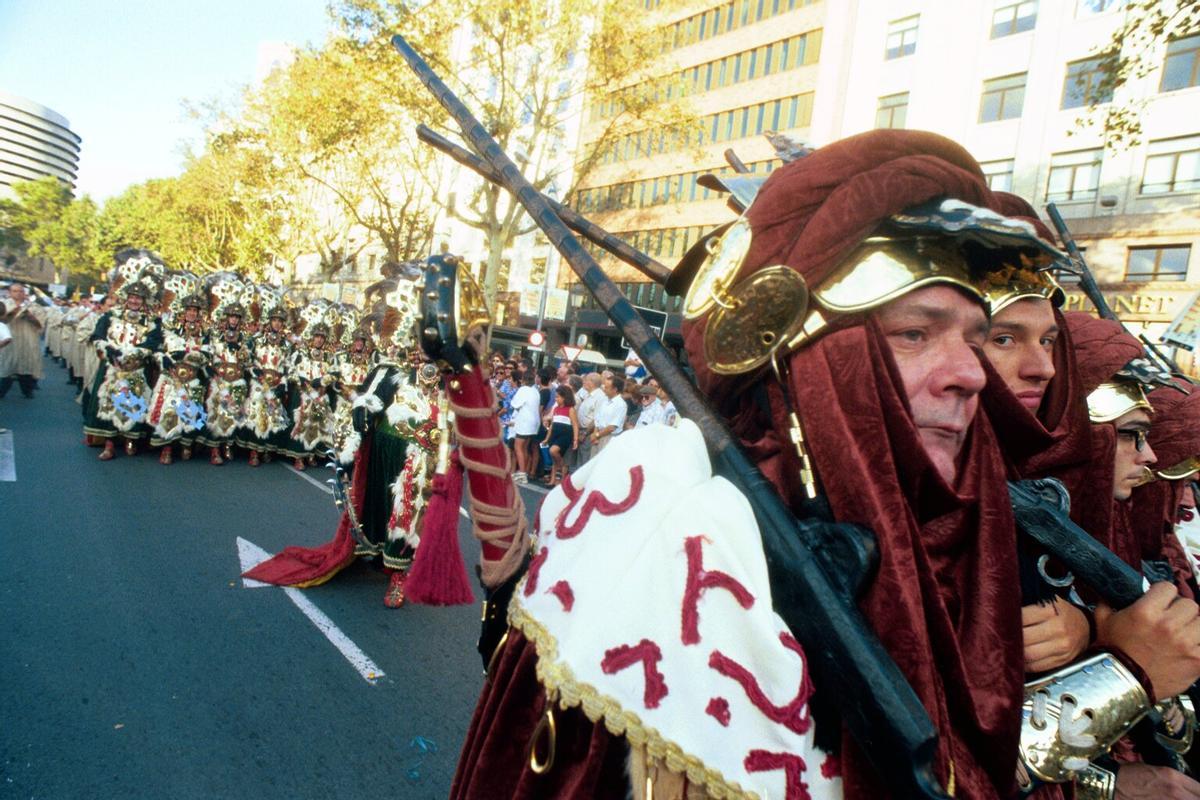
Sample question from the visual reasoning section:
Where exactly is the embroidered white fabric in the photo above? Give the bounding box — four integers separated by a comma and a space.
516, 420, 842, 799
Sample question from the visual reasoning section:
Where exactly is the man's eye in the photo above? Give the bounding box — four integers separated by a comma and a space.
991, 334, 1014, 347
895, 329, 925, 343
1040, 336, 1057, 349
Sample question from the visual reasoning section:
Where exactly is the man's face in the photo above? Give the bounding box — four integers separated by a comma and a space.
873, 285, 989, 484
353, 338, 366, 353
227, 314, 242, 330
9, 285, 27, 303
982, 298, 1058, 412
312, 334, 326, 349
602, 377, 617, 399
125, 294, 144, 312
184, 307, 200, 323
270, 317, 284, 332
1111, 408, 1156, 501
557, 366, 569, 383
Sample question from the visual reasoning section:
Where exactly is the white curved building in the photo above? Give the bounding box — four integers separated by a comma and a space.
0, 90, 81, 198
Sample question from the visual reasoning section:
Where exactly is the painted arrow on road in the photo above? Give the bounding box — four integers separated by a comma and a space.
236, 536, 385, 684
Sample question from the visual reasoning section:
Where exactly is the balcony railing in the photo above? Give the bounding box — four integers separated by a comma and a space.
568, 281, 682, 314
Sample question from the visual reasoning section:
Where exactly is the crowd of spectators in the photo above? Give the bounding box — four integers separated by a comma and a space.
487, 348, 677, 486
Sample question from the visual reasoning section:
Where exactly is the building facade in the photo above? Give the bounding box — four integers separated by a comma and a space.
564, 0, 1200, 374
0, 90, 82, 286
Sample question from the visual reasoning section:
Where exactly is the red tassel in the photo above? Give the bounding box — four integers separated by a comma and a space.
406, 452, 475, 605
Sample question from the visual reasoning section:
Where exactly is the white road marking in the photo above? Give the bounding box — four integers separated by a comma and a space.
283, 462, 333, 494
282, 586, 385, 684
235, 537, 385, 684
0, 431, 14, 481
236, 536, 272, 588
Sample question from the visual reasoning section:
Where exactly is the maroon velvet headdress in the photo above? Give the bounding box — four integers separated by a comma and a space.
684, 129, 1028, 799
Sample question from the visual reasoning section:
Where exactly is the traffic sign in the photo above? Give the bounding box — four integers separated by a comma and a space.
560, 345, 582, 362
620, 306, 668, 350
528, 330, 546, 348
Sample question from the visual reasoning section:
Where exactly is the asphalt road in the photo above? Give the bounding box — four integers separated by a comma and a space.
0, 355, 544, 799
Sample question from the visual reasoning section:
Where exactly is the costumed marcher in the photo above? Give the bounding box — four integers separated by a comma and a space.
83, 252, 164, 459
0, 283, 48, 399
243, 272, 471, 612
240, 288, 292, 467
286, 306, 338, 471
328, 315, 381, 462
147, 274, 210, 464
981, 285, 1200, 797
442, 130, 1075, 800
201, 274, 251, 466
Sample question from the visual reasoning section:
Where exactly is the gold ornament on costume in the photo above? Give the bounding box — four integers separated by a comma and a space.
450, 257, 492, 351
981, 257, 1065, 316
705, 266, 810, 376
682, 217, 751, 320
1157, 455, 1200, 481
1087, 381, 1152, 424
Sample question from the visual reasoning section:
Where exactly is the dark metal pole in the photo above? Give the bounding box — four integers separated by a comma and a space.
1046, 203, 1118, 321
416, 124, 672, 286
392, 33, 949, 799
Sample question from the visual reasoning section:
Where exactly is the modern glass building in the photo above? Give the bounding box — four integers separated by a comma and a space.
0, 90, 81, 198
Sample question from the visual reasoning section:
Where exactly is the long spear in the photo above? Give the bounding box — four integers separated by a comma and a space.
392, 33, 949, 799
416, 124, 672, 285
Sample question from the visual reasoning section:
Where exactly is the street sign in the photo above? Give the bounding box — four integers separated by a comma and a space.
560, 345, 582, 362
528, 330, 546, 348
620, 305, 668, 350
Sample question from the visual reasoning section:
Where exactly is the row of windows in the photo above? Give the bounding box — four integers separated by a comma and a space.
873, 42, 1196, 135
588, 29, 821, 122
597, 92, 814, 166
573, 158, 783, 214
582, 224, 720, 264
600, 98, 810, 166
889, 3, 1196, 98
973, 135, 1199, 204
659, 0, 818, 56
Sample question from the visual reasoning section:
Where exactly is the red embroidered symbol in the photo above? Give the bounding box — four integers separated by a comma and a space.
681, 535, 755, 645
710, 633, 813, 735
705, 697, 731, 727
744, 750, 811, 800
601, 639, 668, 709
523, 546, 549, 597
555, 465, 645, 539
548, 580, 574, 611
819, 754, 841, 779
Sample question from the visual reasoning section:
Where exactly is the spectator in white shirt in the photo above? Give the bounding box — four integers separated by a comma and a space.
509, 372, 541, 483
634, 384, 661, 427
575, 373, 603, 464
656, 386, 679, 427
590, 374, 627, 455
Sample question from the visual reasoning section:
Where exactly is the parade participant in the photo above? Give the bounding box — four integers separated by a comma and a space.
1131, 381, 1200, 596
60, 301, 85, 386
0, 283, 48, 399
446, 130, 1054, 800
243, 275, 467, 610
202, 276, 251, 466
83, 253, 164, 460
287, 320, 336, 471
240, 293, 292, 467
44, 299, 65, 363
329, 317, 381, 462
539, 384, 577, 486
147, 283, 209, 465
978, 274, 1200, 796
76, 297, 107, 406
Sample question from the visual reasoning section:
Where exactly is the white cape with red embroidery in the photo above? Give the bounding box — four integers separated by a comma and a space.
511, 419, 843, 800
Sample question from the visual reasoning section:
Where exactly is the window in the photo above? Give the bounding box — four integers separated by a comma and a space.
875, 93, 909, 129
1141, 135, 1200, 194
1125, 246, 1191, 281
1161, 34, 1200, 92
980, 73, 1026, 122
981, 159, 1015, 191
886, 16, 919, 60
1062, 58, 1112, 109
1077, 0, 1122, 15
1047, 149, 1103, 202
991, 1, 1037, 38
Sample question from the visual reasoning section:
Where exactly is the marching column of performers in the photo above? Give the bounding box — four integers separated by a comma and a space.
58, 252, 366, 470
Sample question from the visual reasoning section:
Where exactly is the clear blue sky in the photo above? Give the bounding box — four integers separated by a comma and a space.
0, 0, 334, 200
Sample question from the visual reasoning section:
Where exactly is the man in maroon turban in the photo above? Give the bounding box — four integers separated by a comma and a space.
449, 130, 1179, 799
